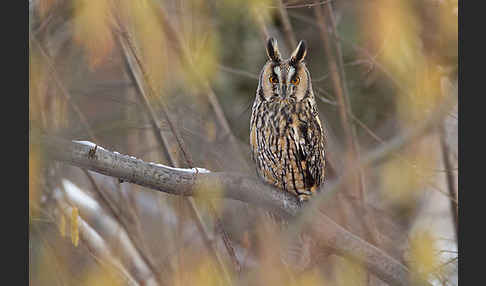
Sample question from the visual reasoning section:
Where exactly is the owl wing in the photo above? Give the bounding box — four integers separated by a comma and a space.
293, 116, 325, 194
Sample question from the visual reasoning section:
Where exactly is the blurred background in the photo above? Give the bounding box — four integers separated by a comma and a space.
29, 0, 458, 285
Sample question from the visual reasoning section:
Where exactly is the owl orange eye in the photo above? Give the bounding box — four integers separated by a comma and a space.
269, 75, 278, 84
291, 76, 300, 85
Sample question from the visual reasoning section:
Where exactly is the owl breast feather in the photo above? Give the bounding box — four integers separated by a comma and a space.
250, 99, 325, 200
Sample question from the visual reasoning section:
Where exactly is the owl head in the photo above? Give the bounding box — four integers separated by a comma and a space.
257, 37, 313, 103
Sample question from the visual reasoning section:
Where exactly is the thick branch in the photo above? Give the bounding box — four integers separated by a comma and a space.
41, 137, 300, 217
309, 215, 410, 286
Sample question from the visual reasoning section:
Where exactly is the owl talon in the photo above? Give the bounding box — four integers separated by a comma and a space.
298, 194, 311, 202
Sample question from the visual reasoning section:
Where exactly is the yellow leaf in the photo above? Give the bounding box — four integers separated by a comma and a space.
71, 207, 79, 247
369, 0, 423, 85
397, 61, 444, 125
408, 230, 440, 282
380, 143, 437, 207
181, 29, 221, 88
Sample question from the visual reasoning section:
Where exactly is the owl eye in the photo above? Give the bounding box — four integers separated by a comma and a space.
291, 76, 300, 85
269, 75, 278, 84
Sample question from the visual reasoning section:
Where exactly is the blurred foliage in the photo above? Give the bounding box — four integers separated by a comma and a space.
29, 0, 458, 285
119, 0, 169, 94
333, 257, 366, 286
73, 0, 114, 69
380, 141, 438, 210
170, 255, 227, 286
408, 230, 440, 283
79, 264, 125, 286
181, 28, 221, 87
71, 206, 80, 247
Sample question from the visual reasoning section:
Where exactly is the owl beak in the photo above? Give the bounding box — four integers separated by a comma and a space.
281, 84, 288, 99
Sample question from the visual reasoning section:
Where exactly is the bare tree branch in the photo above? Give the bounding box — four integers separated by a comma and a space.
41, 137, 300, 216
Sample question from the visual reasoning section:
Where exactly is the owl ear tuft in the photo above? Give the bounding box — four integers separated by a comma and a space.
266, 37, 282, 62
290, 40, 307, 64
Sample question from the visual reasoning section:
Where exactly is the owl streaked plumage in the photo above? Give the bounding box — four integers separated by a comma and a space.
250, 38, 326, 201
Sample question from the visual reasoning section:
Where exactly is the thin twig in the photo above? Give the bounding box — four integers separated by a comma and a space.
253, 9, 270, 41
117, 33, 174, 164
265, 0, 333, 9
218, 65, 258, 80
439, 124, 458, 243
276, 0, 297, 49
30, 36, 97, 141
288, 10, 406, 92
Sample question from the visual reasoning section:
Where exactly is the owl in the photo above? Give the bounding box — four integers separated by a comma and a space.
250, 38, 326, 202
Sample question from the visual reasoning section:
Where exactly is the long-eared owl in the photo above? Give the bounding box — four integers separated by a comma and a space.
250, 38, 326, 201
